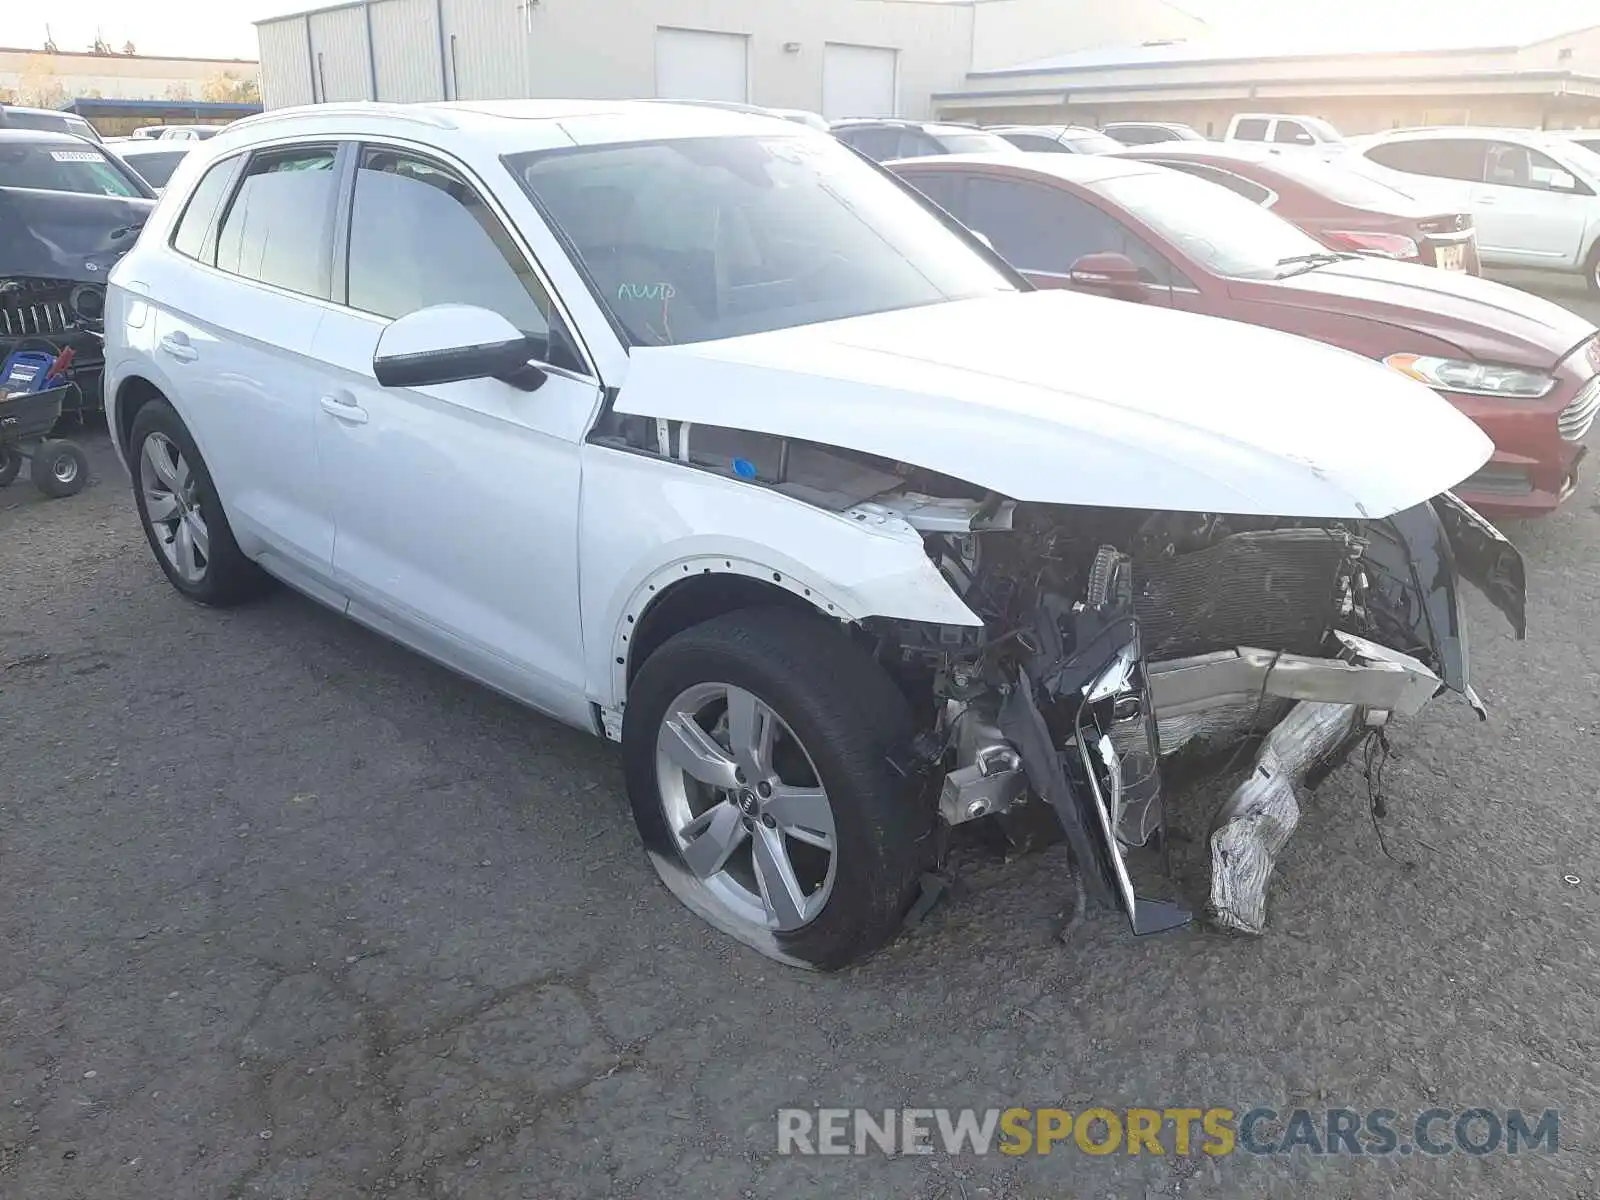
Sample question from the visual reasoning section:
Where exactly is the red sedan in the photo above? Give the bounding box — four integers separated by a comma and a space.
1113, 142, 1480, 273
888, 153, 1597, 517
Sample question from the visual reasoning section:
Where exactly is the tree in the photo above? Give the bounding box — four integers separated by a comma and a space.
17, 55, 67, 108
201, 70, 261, 104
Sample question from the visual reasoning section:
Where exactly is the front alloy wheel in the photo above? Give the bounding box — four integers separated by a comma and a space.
656, 682, 838, 932
623, 609, 931, 970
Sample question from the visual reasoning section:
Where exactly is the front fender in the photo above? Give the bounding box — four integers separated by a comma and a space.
578, 443, 980, 710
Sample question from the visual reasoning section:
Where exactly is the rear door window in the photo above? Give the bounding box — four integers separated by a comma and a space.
214, 144, 339, 298
1271, 120, 1315, 146
1233, 117, 1270, 141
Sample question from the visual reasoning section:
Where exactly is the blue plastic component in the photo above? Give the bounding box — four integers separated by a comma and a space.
2, 351, 58, 395
732, 457, 758, 479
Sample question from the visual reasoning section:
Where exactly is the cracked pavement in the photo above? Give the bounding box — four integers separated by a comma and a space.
3, 281, 1600, 1199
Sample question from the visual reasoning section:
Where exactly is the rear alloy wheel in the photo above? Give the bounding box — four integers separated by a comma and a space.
139, 431, 210, 584
623, 609, 930, 970
129, 399, 267, 606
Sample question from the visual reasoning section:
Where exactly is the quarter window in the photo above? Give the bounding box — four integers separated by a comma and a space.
170, 156, 240, 261
345, 148, 564, 362
214, 145, 338, 298
1364, 138, 1485, 182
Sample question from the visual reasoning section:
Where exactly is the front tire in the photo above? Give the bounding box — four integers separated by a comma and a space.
1586, 241, 1600, 294
0, 448, 19, 488
129, 399, 267, 606
623, 609, 930, 970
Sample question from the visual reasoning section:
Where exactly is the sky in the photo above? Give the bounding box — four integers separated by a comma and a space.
1, 0, 1599, 62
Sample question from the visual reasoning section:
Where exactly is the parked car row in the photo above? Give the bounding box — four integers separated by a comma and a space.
887, 151, 1592, 516
74, 100, 1540, 971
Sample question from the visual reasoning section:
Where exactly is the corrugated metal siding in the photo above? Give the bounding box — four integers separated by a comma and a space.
257, 16, 315, 109
371, 0, 444, 102
309, 5, 373, 101
440, 0, 526, 99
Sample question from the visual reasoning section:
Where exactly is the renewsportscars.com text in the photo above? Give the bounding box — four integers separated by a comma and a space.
776, 1106, 1560, 1157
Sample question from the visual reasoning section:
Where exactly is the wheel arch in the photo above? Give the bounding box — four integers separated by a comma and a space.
114, 374, 168, 457
616, 559, 860, 716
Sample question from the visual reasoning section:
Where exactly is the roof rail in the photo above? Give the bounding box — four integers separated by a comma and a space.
228, 102, 460, 133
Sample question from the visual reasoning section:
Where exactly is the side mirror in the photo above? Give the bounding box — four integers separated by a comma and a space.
971, 229, 997, 252
1549, 170, 1579, 193
372, 304, 547, 392
1068, 251, 1145, 301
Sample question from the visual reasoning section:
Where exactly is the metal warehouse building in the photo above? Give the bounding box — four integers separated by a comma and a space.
253, 0, 1206, 120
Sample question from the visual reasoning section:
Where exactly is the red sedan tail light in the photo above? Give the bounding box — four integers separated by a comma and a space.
1320, 230, 1421, 260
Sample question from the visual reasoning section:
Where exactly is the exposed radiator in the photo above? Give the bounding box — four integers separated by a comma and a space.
1133, 528, 1356, 662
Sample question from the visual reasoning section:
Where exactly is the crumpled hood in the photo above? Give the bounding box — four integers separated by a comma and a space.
614, 290, 1492, 519
1255, 257, 1597, 369
0, 186, 153, 283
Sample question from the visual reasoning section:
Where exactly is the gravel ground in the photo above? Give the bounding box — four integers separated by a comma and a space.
3, 282, 1599, 1199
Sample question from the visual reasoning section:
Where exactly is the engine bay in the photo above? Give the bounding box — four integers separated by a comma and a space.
860, 487, 1526, 936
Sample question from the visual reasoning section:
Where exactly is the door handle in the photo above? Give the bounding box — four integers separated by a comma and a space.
319, 393, 369, 424
1477, 196, 1497, 205
158, 333, 197, 362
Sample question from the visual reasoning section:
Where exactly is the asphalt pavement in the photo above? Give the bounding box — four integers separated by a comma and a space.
3, 281, 1600, 1199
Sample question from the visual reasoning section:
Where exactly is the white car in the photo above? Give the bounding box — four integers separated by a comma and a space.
109, 140, 194, 193
103, 101, 1525, 969
1224, 113, 1345, 151
1345, 127, 1600, 290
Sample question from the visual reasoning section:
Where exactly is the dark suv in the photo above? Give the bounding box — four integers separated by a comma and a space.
1, 129, 155, 418
830, 119, 1019, 163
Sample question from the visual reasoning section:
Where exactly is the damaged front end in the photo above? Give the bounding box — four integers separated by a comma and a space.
868, 490, 1525, 936
0, 186, 151, 416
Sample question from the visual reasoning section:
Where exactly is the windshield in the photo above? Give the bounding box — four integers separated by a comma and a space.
1063, 131, 1121, 154
0, 141, 145, 197
1097, 168, 1334, 279
1300, 116, 1343, 143
507, 134, 1016, 347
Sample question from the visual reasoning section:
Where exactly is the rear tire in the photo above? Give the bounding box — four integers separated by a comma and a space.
623, 608, 930, 971
32, 441, 88, 499
0, 448, 19, 488
1586, 241, 1600, 294
129, 399, 267, 606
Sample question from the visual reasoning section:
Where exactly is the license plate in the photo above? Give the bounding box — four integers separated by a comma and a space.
1436, 243, 1466, 272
